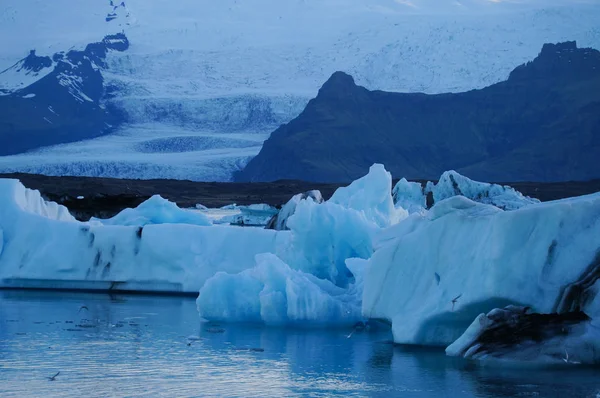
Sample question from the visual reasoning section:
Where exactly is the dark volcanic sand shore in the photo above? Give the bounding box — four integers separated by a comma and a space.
2, 173, 600, 221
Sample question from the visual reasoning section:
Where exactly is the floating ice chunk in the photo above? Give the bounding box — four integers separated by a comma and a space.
91, 195, 212, 226
285, 198, 377, 288
432, 171, 539, 210
0, 179, 76, 222
329, 164, 405, 228
363, 192, 600, 346
265, 190, 323, 231
392, 178, 426, 214
197, 253, 362, 326
392, 170, 539, 212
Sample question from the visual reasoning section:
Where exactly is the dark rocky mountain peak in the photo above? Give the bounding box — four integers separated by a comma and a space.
319, 71, 357, 93
0, 33, 130, 156
236, 42, 600, 183
509, 41, 600, 82
19, 50, 53, 73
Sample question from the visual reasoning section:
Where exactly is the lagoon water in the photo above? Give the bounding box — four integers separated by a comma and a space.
1, 291, 600, 397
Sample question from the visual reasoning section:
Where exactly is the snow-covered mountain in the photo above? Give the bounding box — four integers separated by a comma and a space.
1, 0, 600, 181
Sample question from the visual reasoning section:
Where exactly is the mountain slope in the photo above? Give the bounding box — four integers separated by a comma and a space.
0, 34, 129, 155
1, 1, 600, 181
236, 42, 600, 183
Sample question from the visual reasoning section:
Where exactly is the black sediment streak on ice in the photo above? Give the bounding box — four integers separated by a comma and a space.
553, 250, 600, 314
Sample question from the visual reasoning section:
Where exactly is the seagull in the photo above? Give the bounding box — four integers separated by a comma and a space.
563, 349, 581, 365
451, 294, 462, 311
48, 371, 60, 381
78, 306, 89, 313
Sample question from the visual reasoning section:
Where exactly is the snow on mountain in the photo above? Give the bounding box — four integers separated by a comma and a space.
0, 51, 54, 95
1, 0, 600, 180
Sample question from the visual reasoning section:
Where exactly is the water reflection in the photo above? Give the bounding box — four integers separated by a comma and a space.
1, 291, 599, 397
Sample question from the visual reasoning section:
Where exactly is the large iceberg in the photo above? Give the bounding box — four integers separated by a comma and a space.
0, 165, 399, 328
0, 179, 289, 293
3, 165, 600, 357
196, 164, 400, 324
363, 192, 600, 363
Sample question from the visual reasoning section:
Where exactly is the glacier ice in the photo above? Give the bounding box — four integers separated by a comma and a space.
0, 179, 291, 292
2, 163, 600, 355
430, 171, 540, 210
445, 306, 600, 366
197, 253, 362, 326
2, 0, 600, 180
265, 190, 323, 231
363, 192, 600, 351
392, 178, 427, 214
329, 164, 406, 228
91, 195, 212, 227
392, 170, 539, 213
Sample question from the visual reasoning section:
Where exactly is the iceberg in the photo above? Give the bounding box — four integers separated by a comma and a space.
330, 164, 406, 228
91, 194, 212, 226
265, 190, 323, 231
363, 193, 600, 352
3, 164, 600, 350
392, 178, 427, 214
196, 165, 399, 325
0, 179, 290, 293
392, 170, 539, 213
446, 305, 600, 365
197, 253, 362, 326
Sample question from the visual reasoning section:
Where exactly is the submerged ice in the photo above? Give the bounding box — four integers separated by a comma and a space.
1, 167, 599, 364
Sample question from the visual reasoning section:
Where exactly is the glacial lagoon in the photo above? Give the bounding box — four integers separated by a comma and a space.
1, 291, 600, 398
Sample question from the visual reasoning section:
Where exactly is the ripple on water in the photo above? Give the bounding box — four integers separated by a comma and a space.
1, 291, 600, 397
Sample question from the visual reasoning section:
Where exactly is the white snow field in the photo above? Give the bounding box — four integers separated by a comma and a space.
1, 165, 600, 363
1, 0, 600, 180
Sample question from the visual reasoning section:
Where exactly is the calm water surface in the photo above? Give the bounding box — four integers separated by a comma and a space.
1, 291, 600, 397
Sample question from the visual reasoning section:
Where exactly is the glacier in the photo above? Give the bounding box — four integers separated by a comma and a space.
1, 165, 600, 364
1, 0, 600, 180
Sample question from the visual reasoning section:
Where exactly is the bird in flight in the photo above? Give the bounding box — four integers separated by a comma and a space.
48, 371, 60, 381
451, 294, 462, 311
562, 349, 581, 365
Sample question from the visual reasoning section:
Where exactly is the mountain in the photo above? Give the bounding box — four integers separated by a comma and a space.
0, 1, 599, 181
236, 42, 600, 183
0, 34, 129, 155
